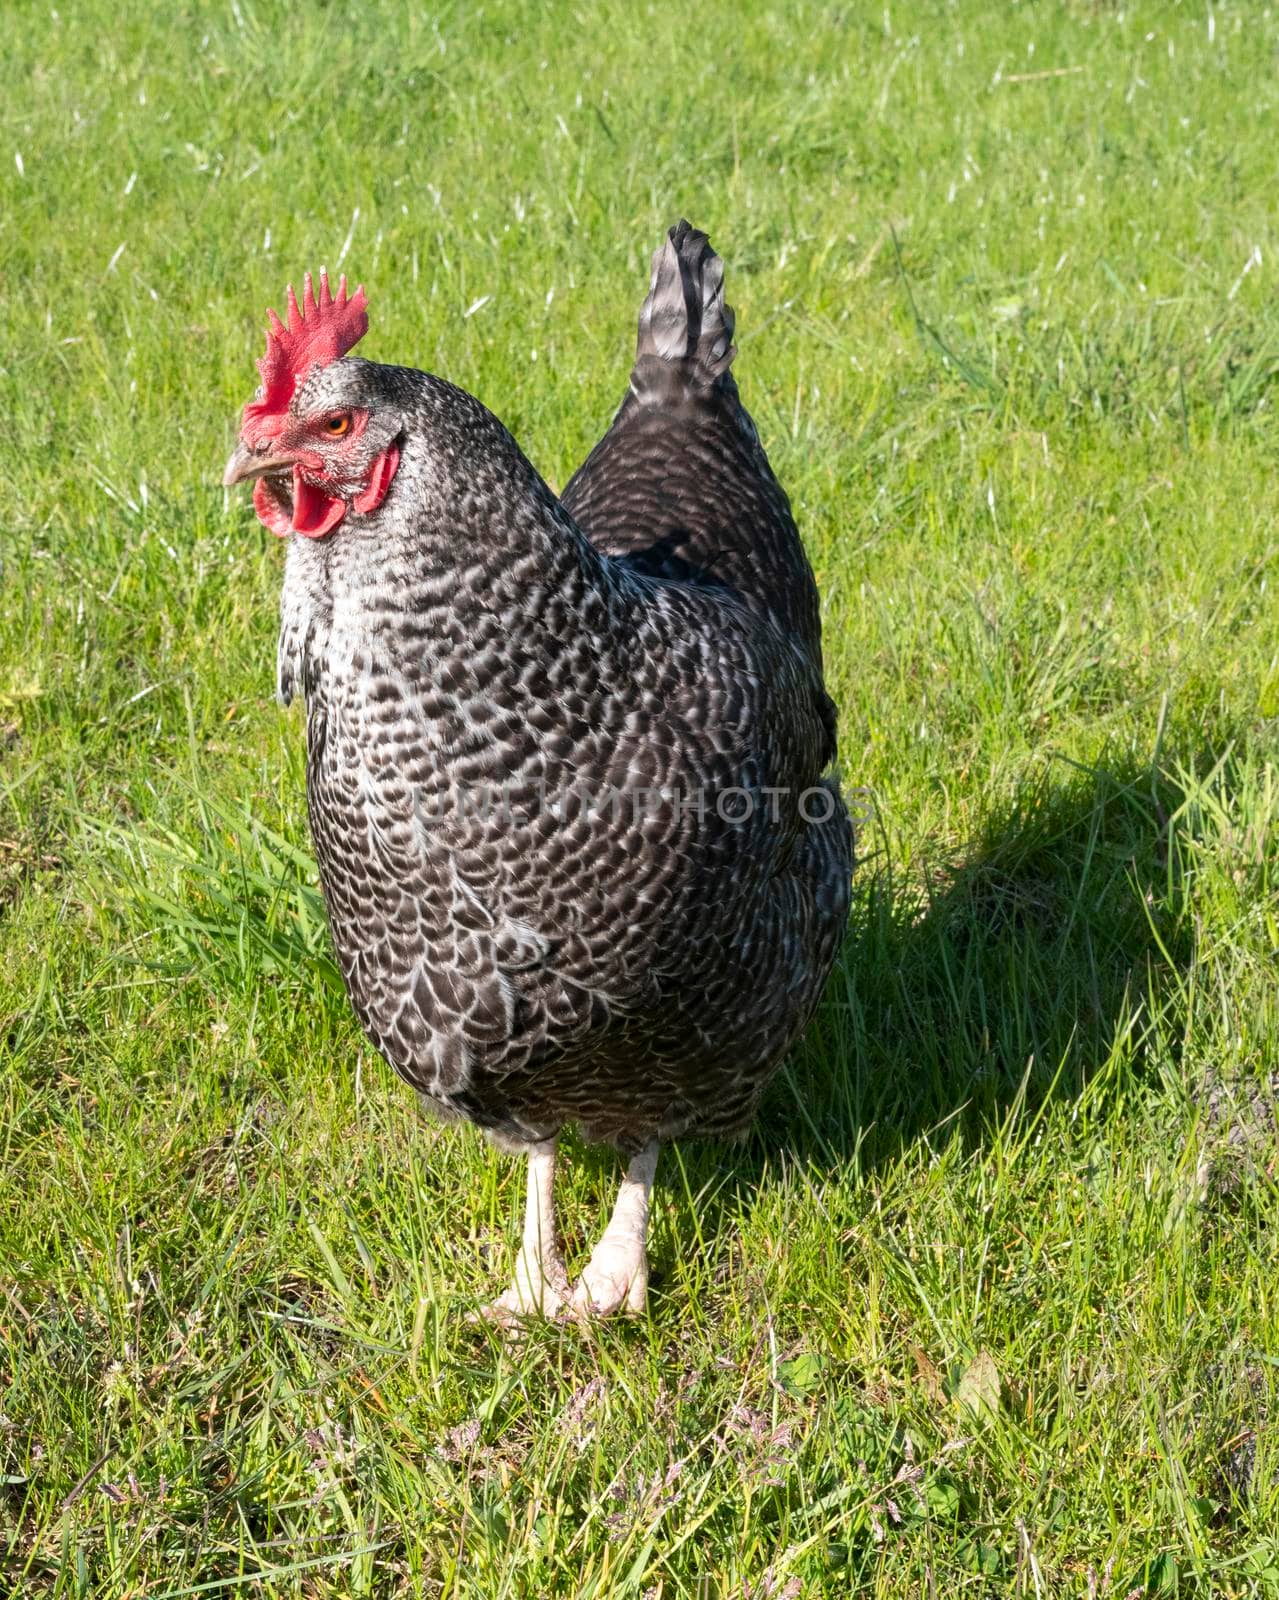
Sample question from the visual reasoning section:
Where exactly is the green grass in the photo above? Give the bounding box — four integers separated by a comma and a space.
2, 0, 1278, 1592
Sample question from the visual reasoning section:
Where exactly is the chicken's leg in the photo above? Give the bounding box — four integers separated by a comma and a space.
571, 1140, 660, 1317
481, 1138, 569, 1324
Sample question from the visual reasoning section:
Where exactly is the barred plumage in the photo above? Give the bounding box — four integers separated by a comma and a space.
228, 221, 853, 1318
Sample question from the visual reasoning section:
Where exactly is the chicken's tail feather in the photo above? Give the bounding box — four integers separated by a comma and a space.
632, 220, 736, 398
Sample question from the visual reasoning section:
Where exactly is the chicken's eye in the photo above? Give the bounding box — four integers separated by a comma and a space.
322, 412, 352, 437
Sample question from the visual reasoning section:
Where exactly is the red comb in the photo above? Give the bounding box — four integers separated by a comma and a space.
243, 269, 369, 442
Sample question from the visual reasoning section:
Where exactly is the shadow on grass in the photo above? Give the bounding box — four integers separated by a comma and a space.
652, 751, 1197, 1240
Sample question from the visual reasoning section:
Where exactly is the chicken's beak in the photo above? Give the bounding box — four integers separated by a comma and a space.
223, 441, 294, 488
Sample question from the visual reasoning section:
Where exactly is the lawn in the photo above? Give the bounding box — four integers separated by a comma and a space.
2, 0, 1278, 1593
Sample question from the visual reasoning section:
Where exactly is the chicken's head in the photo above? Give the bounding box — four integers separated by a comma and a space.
224, 269, 401, 539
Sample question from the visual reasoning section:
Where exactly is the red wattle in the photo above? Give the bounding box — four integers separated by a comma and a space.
253, 475, 293, 537
291, 463, 348, 538
353, 443, 400, 515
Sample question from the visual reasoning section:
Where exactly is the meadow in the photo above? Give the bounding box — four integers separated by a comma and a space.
2, 0, 1278, 1593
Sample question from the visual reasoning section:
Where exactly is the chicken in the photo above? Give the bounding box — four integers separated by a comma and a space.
223, 223, 852, 1321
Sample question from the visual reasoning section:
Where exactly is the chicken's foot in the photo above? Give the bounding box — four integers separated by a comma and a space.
571, 1139, 660, 1318
477, 1139, 569, 1326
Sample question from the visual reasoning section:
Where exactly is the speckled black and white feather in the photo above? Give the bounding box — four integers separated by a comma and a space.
277, 222, 852, 1154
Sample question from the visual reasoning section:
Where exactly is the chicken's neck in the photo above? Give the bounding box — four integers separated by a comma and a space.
276, 417, 632, 708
